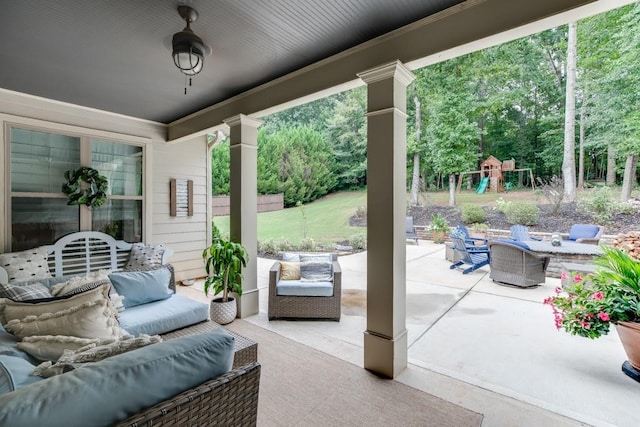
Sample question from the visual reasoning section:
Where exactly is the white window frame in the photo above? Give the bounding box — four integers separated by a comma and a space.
2, 115, 152, 251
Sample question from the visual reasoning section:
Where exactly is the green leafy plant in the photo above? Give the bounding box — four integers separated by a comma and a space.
470, 223, 488, 233
460, 204, 486, 224
535, 176, 564, 215
577, 186, 615, 223
298, 237, 317, 252
427, 213, 450, 233
503, 202, 539, 225
544, 247, 640, 339
349, 232, 367, 250
202, 239, 248, 302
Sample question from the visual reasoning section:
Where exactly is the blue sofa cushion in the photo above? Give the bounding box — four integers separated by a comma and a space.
109, 267, 172, 308
0, 326, 33, 362
0, 355, 42, 394
495, 238, 530, 251
0, 329, 234, 427
118, 295, 209, 336
568, 224, 600, 241
276, 280, 334, 297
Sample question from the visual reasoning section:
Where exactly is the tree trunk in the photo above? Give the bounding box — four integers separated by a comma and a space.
620, 154, 638, 202
606, 145, 616, 186
578, 95, 586, 189
562, 22, 578, 202
448, 173, 456, 207
410, 91, 421, 206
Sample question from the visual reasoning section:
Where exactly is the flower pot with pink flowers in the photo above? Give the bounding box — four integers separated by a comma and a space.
544, 247, 640, 383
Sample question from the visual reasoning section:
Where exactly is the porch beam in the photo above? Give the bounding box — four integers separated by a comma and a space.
168, 0, 598, 142
360, 61, 415, 378
224, 114, 263, 318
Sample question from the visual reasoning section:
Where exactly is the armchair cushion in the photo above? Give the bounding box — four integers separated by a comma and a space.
0, 355, 43, 394
568, 224, 600, 241
276, 280, 334, 297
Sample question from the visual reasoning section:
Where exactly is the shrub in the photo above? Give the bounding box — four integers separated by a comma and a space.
495, 197, 511, 214
298, 237, 316, 252
354, 206, 367, 219
503, 202, 539, 225
276, 238, 292, 252
535, 176, 564, 215
460, 204, 486, 224
577, 187, 615, 223
258, 238, 278, 255
349, 233, 367, 250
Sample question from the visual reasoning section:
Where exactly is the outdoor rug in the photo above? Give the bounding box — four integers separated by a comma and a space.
225, 319, 483, 427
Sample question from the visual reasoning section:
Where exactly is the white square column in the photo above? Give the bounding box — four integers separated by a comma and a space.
358, 61, 415, 378
223, 114, 263, 318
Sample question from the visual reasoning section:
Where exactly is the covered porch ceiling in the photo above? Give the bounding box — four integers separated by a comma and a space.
0, 0, 624, 142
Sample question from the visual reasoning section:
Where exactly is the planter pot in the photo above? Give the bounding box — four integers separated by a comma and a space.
432, 231, 446, 244
210, 297, 237, 325
616, 321, 640, 370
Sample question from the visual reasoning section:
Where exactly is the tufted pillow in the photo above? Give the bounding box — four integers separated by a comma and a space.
280, 262, 301, 280
3, 284, 121, 340
124, 243, 165, 270
0, 248, 51, 284
50, 270, 111, 297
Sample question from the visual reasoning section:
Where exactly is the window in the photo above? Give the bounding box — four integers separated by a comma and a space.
8, 126, 145, 250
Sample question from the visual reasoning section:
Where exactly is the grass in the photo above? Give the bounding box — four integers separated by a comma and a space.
213, 190, 367, 246
213, 186, 639, 246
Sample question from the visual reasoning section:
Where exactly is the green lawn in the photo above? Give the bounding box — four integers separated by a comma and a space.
213, 190, 367, 246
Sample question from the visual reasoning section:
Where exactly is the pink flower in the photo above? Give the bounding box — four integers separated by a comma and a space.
560, 272, 567, 280
554, 287, 562, 295
591, 292, 604, 300
598, 312, 610, 322
573, 273, 583, 283
580, 321, 591, 329
543, 296, 554, 305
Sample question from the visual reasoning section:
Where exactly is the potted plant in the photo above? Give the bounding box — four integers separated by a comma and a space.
202, 235, 248, 325
543, 247, 640, 380
427, 213, 449, 244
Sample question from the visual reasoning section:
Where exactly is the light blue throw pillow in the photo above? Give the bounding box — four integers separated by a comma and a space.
109, 267, 172, 308
0, 355, 42, 394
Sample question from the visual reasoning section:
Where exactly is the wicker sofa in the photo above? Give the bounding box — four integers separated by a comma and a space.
269, 253, 341, 320
0, 231, 260, 426
488, 240, 550, 288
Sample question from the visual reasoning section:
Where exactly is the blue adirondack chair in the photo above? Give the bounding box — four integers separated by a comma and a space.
449, 230, 490, 274
510, 225, 541, 241
454, 225, 488, 248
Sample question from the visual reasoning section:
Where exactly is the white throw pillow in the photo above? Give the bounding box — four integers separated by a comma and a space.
124, 243, 165, 269
3, 284, 121, 340
0, 247, 51, 284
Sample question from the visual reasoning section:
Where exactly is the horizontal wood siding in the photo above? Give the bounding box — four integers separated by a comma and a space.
151, 136, 208, 282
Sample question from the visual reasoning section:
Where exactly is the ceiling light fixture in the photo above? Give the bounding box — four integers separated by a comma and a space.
172, 5, 209, 94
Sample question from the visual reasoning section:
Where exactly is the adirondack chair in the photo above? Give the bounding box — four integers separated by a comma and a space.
454, 225, 488, 248
510, 225, 541, 241
449, 230, 490, 274
406, 216, 419, 245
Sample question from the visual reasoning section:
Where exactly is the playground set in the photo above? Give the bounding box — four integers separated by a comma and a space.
456, 155, 535, 193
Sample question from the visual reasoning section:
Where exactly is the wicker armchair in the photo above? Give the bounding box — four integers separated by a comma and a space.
488, 240, 550, 288
117, 363, 261, 427
269, 254, 341, 321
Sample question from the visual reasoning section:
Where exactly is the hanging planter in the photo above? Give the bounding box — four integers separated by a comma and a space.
62, 167, 109, 208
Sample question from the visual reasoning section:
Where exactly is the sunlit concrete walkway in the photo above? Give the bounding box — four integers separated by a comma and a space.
186, 242, 640, 426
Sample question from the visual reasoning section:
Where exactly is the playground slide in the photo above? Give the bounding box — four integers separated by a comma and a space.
476, 177, 489, 194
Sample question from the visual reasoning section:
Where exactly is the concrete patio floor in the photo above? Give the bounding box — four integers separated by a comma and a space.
187, 241, 640, 426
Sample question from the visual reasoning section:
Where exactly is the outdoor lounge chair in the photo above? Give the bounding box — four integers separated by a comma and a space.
449, 231, 490, 274
510, 224, 541, 241
567, 224, 603, 244
454, 225, 488, 248
406, 216, 419, 245
269, 253, 341, 320
488, 240, 550, 288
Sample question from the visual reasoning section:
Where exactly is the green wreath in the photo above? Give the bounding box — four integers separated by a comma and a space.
62, 167, 109, 207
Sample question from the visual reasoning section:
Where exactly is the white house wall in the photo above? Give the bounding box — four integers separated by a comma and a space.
0, 89, 209, 282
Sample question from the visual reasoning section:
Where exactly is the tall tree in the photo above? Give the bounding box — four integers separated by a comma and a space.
409, 84, 422, 206
562, 22, 578, 202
